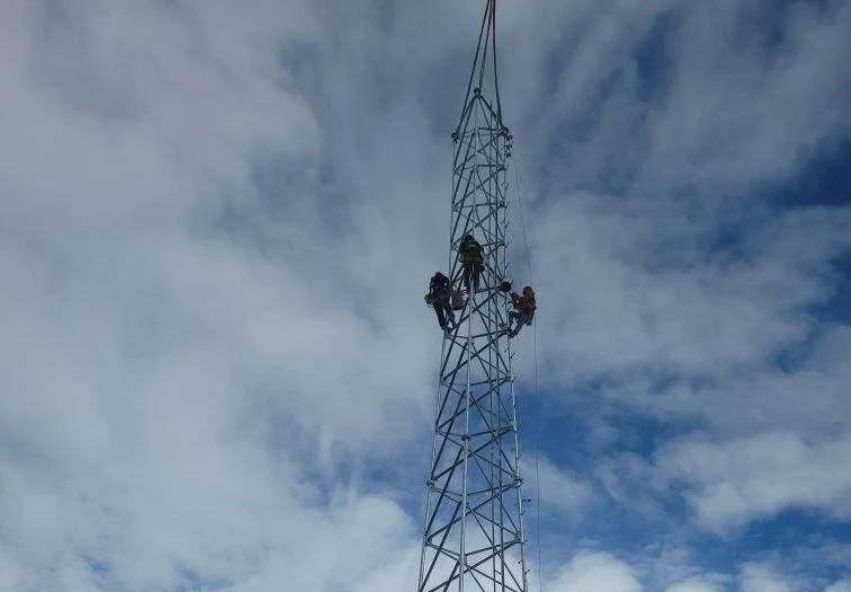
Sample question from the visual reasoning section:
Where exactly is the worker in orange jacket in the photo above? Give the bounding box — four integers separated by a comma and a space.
507, 286, 536, 337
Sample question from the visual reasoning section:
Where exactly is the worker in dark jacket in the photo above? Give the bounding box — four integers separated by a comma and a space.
458, 234, 484, 293
425, 272, 455, 333
507, 286, 536, 337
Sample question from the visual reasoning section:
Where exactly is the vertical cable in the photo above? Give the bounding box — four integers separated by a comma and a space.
514, 155, 544, 592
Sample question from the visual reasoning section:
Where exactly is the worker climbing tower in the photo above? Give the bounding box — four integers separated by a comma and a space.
417, 1, 529, 591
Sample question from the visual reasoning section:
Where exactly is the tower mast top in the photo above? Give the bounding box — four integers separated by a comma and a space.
455, 0, 504, 135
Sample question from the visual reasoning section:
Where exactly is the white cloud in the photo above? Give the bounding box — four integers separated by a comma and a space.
549, 552, 642, 592
739, 562, 799, 592
666, 581, 722, 592
659, 431, 851, 532
534, 199, 851, 386
523, 455, 593, 516
647, 325, 851, 439
645, 0, 851, 190
520, 0, 851, 396
1, 1, 431, 589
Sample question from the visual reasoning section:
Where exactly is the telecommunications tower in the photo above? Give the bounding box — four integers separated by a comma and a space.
416, 1, 529, 591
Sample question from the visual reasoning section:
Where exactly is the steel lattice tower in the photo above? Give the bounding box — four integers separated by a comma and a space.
417, 2, 528, 591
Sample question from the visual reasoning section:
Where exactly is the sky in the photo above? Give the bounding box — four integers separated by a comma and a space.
0, 0, 850, 591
